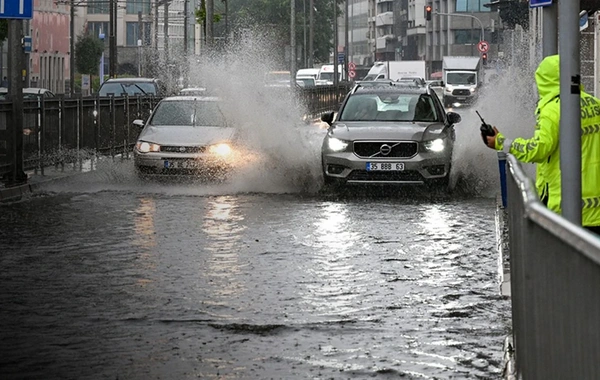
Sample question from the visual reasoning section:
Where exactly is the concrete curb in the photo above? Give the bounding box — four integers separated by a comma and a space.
0, 182, 36, 202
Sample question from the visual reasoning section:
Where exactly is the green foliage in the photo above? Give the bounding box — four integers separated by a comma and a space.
195, 0, 223, 25
0, 20, 7, 43
497, 1, 529, 30
75, 34, 105, 75
223, 0, 344, 64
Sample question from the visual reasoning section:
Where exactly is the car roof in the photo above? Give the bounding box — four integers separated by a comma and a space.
351, 82, 430, 95
160, 96, 220, 102
103, 77, 158, 83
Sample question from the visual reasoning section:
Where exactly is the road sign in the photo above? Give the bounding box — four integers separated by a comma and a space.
22, 36, 31, 52
529, 0, 552, 8
348, 62, 356, 70
348, 70, 356, 79
477, 40, 489, 53
337, 53, 345, 64
0, 0, 33, 19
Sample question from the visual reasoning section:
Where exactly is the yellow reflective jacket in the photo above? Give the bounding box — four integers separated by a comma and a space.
495, 54, 600, 227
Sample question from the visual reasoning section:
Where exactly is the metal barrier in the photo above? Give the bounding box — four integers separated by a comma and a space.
0, 85, 350, 184
506, 154, 600, 379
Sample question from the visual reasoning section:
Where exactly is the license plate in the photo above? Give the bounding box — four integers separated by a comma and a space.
164, 160, 202, 169
366, 162, 405, 171
457, 97, 466, 100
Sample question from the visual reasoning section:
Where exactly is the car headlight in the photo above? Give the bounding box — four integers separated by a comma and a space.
136, 141, 160, 153
209, 143, 232, 156
424, 138, 445, 152
445, 85, 453, 92
327, 137, 349, 152
470, 87, 476, 93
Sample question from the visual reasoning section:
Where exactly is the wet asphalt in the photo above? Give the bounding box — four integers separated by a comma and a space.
0, 173, 511, 379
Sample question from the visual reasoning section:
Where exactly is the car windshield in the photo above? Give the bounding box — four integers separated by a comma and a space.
149, 100, 226, 127
296, 77, 315, 87
339, 93, 438, 122
446, 72, 476, 85
99, 82, 156, 96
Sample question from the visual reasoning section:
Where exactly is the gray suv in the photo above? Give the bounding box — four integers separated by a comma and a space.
320, 82, 461, 189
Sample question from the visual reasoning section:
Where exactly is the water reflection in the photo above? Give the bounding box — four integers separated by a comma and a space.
132, 197, 158, 278
202, 196, 247, 297
302, 202, 367, 317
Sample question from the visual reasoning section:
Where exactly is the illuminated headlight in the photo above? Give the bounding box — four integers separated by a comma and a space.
424, 139, 445, 152
209, 143, 232, 156
136, 141, 160, 153
470, 87, 476, 92
327, 137, 349, 152
445, 85, 453, 92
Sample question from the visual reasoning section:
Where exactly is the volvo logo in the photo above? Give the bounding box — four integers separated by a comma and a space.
379, 144, 392, 156
179, 147, 186, 153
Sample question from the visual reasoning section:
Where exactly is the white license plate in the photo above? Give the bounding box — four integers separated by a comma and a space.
457, 97, 466, 100
366, 162, 405, 171
164, 160, 202, 169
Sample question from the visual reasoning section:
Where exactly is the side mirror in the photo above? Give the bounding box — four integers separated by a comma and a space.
446, 111, 461, 125
133, 119, 145, 128
440, 81, 445, 87
321, 111, 335, 125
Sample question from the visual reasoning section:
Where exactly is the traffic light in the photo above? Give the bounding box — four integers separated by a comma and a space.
482, 53, 488, 65
425, 5, 432, 21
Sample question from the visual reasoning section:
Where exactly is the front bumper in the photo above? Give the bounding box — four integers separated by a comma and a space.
322, 149, 451, 185
134, 151, 233, 177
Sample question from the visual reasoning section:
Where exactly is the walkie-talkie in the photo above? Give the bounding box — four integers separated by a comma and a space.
476, 110, 494, 144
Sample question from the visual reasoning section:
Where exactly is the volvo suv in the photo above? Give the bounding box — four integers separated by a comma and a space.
320, 82, 461, 189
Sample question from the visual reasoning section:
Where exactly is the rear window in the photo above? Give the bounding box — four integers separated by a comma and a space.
99, 81, 157, 96
149, 100, 226, 126
339, 93, 438, 122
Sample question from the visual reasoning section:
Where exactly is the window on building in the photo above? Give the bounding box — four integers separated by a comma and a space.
454, 29, 482, 44
126, 22, 152, 46
87, 0, 109, 14
87, 22, 109, 38
455, 0, 490, 12
126, 0, 152, 15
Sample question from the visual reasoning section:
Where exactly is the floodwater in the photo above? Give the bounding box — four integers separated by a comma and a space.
0, 182, 511, 380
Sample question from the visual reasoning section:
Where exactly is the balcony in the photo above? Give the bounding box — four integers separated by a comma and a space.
376, 11, 394, 26
376, 35, 395, 49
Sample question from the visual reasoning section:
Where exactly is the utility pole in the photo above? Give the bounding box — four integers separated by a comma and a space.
183, 0, 188, 87
345, 0, 349, 80
303, 0, 307, 67
154, 0, 159, 50
109, 0, 117, 77
309, 0, 314, 67
70, 0, 75, 94
291, 0, 296, 82
333, 0, 338, 86
7, 20, 27, 185
164, 1, 169, 70
138, 11, 143, 77
206, 0, 214, 47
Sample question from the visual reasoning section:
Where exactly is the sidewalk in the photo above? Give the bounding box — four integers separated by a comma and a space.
0, 161, 95, 202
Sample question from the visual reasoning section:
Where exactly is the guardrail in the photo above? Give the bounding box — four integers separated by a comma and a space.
0, 84, 352, 184
506, 154, 600, 379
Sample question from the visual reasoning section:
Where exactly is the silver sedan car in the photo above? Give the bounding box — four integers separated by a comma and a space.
320, 83, 461, 189
133, 96, 247, 179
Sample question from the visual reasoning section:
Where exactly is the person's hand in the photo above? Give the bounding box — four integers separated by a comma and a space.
485, 126, 499, 149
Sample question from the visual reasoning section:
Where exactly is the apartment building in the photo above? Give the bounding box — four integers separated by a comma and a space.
363, 0, 503, 78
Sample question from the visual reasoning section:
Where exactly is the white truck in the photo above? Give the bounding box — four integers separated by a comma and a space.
362, 61, 426, 82
442, 56, 483, 108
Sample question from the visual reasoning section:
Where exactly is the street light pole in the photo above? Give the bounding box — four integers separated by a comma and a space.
70, 0, 75, 94
291, 0, 296, 83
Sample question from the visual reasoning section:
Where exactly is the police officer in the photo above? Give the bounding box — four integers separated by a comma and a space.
483, 54, 600, 234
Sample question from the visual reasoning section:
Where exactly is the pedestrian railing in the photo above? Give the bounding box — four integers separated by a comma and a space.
0, 85, 351, 183
506, 153, 600, 379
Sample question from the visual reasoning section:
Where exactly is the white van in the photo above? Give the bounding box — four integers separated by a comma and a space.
316, 64, 343, 85
295, 68, 319, 80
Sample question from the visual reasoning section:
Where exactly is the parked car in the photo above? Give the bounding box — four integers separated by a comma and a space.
320, 82, 461, 189
295, 76, 317, 88
0, 87, 56, 100
133, 95, 251, 179
97, 77, 164, 97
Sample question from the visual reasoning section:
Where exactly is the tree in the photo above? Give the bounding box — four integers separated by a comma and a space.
195, 0, 222, 42
0, 20, 7, 43
75, 34, 104, 75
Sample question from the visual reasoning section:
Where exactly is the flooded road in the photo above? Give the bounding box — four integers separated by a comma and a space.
0, 179, 511, 379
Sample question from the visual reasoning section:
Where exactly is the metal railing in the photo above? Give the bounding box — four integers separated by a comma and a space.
506, 154, 600, 379
0, 84, 352, 183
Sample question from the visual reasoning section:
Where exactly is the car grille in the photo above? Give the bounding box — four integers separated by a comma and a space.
452, 89, 471, 96
353, 141, 418, 158
347, 170, 423, 182
160, 145, 207, 153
